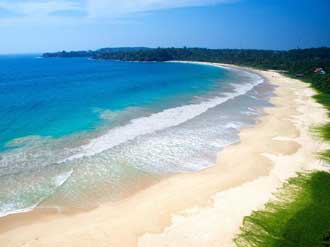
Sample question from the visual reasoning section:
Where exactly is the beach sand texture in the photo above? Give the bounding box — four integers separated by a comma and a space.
0, 64, 327, 247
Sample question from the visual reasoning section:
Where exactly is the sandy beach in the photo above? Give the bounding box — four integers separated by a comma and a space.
0, 63, 328, 247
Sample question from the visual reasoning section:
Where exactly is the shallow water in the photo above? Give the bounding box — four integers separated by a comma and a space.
0, 56, 273, 216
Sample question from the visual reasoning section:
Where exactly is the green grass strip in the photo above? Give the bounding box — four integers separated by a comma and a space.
234, 171, 330, 247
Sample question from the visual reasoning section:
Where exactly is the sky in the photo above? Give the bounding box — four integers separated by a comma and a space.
0, 0, 329, 54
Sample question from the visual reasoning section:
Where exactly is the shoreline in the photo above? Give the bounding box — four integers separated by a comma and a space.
0, 63, 327, 247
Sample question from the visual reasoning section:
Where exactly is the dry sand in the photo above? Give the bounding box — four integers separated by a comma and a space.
0, 64, 327, 247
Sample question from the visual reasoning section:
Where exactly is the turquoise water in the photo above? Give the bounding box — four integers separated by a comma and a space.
0, 56, 226, 150
0, 56, 273, 216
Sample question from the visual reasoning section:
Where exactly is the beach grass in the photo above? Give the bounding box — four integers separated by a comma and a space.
234, 76, 330, 247
313, 123, 330, 162
311, 91, 330, 161
234, 171, 330, 247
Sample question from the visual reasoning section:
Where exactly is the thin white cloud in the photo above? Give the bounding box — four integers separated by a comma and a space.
0, 0, 237, 19
0, 0, 82, 18
86, 0, 238, 18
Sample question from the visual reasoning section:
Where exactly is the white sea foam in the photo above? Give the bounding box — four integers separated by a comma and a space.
241, 107, 259, 116
224, 122, 242, 130
0, 170, 73, 217
0, 202, 42, 218
53, 170, 73, 188
63, 77, 264, 162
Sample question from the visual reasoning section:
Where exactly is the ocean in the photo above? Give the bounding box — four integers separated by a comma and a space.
0, 55, 273, 217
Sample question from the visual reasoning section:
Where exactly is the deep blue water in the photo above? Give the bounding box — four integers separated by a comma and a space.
0, 55, 272, 217
0, 55, 226, 150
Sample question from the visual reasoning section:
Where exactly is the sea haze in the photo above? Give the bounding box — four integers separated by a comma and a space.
0, 56, 273, 216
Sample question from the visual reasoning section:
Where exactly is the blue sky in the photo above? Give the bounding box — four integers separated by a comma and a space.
0, 0, 329, 54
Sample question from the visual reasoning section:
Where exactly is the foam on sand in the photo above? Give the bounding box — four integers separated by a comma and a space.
0, 170, 73, 218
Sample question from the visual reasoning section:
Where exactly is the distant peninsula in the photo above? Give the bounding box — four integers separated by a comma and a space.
43, 47, 152, 58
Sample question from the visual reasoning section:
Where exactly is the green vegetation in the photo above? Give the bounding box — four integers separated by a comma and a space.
234, 172, 330, 247
313, 123, 330, 162
42, 47, 151, 58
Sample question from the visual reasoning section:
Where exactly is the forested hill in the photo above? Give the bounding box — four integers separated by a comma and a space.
42, 47, 151, 58
94, 47, 330, 70
43, 47, 330, 70
43, 47, 330, 92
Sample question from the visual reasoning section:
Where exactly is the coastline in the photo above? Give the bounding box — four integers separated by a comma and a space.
0, 63, 327, 247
